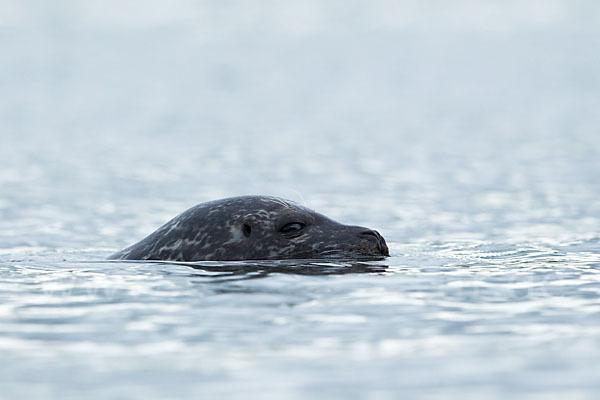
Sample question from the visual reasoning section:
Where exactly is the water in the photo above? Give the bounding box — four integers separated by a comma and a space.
1, 1, 600, 398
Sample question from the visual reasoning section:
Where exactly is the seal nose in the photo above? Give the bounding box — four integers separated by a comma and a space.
359, 229, 390, 256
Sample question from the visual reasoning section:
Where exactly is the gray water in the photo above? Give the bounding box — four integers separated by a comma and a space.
1, 1, 600, 399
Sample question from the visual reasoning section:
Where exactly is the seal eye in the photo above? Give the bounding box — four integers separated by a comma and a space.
242, 223, 252, 238
280, 222, 305, 234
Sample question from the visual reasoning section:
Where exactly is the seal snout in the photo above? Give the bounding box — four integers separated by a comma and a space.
359, 229, 390, 256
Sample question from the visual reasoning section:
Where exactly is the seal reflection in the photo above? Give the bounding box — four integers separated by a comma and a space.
176, 259, 389, 281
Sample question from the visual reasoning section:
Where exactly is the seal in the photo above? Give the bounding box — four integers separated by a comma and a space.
108, 195, 389, 261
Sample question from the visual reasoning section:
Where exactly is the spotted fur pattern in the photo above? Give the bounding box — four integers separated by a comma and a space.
108, 195, 389, 261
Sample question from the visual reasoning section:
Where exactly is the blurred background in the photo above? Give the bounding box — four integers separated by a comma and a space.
1, 0, 599, 252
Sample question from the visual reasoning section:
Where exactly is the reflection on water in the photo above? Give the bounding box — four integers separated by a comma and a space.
179, 259, 389, 279
1, 240, 599, 398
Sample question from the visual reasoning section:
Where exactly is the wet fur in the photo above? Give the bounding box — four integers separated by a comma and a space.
109, 196, 389, 261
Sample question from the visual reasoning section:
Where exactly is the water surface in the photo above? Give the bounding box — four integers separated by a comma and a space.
1, 1, 600, 398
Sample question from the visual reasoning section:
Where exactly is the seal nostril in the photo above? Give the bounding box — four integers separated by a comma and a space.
359, 230, 381, 241
242, 223, 252, 238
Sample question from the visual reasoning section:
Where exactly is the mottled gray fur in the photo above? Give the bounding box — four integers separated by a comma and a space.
108, 195, 389, 261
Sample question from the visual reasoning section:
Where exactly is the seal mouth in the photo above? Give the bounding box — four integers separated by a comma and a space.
318, 249, 347, 257
317, 235, 390, 258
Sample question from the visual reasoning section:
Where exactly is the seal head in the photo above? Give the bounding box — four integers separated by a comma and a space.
108, 195, 389, 261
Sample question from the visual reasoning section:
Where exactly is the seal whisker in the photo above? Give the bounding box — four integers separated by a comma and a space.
292, 190, 308, 207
